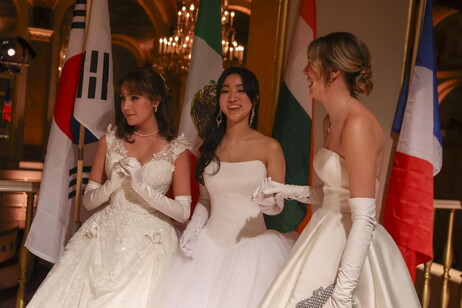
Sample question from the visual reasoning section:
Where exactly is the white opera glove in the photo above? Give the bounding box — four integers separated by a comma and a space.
82, 162, 127, 210
326, 198, 377, 308
179, 185, 210, 258
259, 178, 312, 204
251, 177, 284, 215
126, 160, 191, 223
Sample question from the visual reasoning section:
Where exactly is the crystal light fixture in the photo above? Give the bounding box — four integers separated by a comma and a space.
154, 0, 245, 75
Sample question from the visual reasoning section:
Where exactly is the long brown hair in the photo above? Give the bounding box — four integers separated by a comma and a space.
115, 66, 176, 142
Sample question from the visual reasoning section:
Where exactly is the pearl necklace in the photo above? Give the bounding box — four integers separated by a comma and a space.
327, 96, 352, 133
133, 130, 159, 137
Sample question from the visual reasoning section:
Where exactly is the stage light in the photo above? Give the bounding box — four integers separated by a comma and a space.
0, 37, 35, 74
0, 40, 16, 60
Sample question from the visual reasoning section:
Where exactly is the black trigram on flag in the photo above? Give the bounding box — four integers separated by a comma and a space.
68, 165, 92, 199
77, 50, 110, 101
71, 0, 86, 29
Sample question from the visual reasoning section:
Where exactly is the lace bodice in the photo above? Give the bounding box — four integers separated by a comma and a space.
104, 126, 190, 215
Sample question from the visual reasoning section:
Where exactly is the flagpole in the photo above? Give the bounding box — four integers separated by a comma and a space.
73, 0, 92, 229
407, 0, 427, 88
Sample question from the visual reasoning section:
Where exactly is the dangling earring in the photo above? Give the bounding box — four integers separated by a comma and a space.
249, 105, 255, 127
154, 105, 158, 113
216, 109, 222, 127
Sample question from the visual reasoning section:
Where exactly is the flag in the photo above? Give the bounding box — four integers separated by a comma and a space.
179, 0, 222, 155
178, 0, 223, 206
1, 86, 11, 122
26, 0, 115, 263
265, 0, 316, 233
74, 0, 114, 137
384, 0, 442, 280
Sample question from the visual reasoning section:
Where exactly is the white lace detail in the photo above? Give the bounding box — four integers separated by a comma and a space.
26, 127, 188, 307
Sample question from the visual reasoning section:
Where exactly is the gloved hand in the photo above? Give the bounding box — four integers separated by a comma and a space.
251, 177, 284, 215
125, 159, 191, 223
257, 178, 312, 204
179, 184, 210, 258
82, 161, 127, 210
326, 198, 377, 308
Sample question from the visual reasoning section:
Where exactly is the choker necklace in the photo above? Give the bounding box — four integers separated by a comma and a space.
133, 130, 159, 137
328, 96, 352, 133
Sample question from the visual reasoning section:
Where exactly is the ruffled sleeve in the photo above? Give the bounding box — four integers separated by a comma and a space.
171, 134, 191, 162
105, 124, 117, 147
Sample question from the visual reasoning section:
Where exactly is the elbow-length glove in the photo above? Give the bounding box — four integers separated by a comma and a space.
82, 161, 130, 210
324, 197, 377, 308
251, 177, 284, 215
179, 184, 210, 258
257, 178, 324, 205
121, 157, 192, 223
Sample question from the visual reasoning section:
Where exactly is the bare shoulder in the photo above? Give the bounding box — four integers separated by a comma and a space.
250, 130, 283, 153
343, 100, 385, 149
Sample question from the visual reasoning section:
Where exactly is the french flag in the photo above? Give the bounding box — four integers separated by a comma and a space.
384, 0, 442, 280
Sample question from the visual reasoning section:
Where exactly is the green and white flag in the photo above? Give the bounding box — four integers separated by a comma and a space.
179, 0, 223, 155
265, 0, 316, 233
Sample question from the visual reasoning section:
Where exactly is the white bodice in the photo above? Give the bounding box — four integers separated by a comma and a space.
313, 147, 379, 213
203, 160, 268, 249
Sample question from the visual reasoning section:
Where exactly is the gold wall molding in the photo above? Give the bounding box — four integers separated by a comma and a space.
28, 27, 53, 42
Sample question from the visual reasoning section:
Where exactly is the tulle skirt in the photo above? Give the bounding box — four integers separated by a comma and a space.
153, 229, 295, 308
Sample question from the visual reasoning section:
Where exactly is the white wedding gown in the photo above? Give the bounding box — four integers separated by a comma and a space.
153, 160, 295, 308
260, 148, 421, 308
27, 129, 189, 308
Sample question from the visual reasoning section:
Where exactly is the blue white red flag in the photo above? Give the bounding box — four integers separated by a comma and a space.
384, 0, 442, 280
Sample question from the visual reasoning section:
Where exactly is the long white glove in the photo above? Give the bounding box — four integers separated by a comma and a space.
122, 157, 192, 223
82, 161, 128, 210
263, 180, 310, 203
324, 198, 377, 308
251, 177, 284, 215
179, 184, 210, 258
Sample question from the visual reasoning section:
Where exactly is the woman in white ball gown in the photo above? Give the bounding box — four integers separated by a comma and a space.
27, 66, 191, 307
256, 32, 421, 308
153, 67, 294, 308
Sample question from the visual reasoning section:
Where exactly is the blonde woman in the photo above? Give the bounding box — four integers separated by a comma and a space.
256, 32, 420, 308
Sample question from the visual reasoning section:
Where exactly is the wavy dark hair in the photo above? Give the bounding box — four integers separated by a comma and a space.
115, 66, 176, 142
194, 67, 260, 184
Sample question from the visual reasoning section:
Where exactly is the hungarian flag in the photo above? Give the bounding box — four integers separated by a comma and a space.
1, 86, 11, 122
178, 0, 223, 206
265, 0, 316, 233
384, 0, 442, 280
26, 0, 114, 263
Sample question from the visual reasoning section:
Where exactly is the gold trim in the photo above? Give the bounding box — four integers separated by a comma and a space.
28, 27, 54, 42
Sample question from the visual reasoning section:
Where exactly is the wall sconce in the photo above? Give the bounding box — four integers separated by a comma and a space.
0, 36, 36, 74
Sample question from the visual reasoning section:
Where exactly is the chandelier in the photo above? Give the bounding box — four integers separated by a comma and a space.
154, 0, 245, 75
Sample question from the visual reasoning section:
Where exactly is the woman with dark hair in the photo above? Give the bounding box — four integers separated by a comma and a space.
257, 32, 420, 307
27, 66, 191, 307
154, 67, 294, 308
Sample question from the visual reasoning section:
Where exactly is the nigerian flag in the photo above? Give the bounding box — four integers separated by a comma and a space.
179, 0, 223, 155
265, 0, 316, 233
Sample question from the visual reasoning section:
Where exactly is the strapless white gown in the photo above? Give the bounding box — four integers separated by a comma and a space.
153, 160, 295, 308
27, 129, 189, 308
260, 148, 421, 308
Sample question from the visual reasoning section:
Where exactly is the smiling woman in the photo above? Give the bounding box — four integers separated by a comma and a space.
26, 66, 192, 308
152, 67, 295, 308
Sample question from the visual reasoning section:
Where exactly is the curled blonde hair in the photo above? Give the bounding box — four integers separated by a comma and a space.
307, 32, 373, 96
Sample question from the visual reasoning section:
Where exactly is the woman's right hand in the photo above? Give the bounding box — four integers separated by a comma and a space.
258, 178, 312, 204
251, 177, 284, 215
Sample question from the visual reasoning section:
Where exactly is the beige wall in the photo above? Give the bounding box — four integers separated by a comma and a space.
312, 0, 411, 214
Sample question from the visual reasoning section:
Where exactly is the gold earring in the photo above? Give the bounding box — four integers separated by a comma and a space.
154, 105, 158, 112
